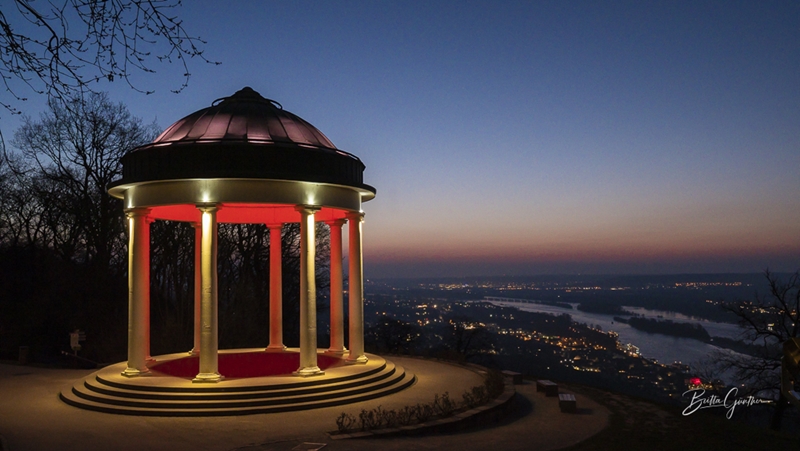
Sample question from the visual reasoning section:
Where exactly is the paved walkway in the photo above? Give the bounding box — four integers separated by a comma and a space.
0, 358, 609, 451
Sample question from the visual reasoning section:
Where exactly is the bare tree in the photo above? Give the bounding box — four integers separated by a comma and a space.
0, 151, 38, 247
0, 0, 218, 114
712, 269, 800, 430
0, 92, 158, 363
365, 314, 420, 355
148, 220, 331, 355
2, 90, 339, 361
149, 219, 196, 352
8, 91, 159, 271
439, 315, 495, 362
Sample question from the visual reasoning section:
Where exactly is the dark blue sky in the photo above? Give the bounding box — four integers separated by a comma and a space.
3, 1, 799, 277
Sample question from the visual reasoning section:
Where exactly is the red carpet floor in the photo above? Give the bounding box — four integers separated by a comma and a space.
150, 351, 344, 379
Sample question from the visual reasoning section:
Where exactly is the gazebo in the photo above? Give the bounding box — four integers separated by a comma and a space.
108, 87, 374, 381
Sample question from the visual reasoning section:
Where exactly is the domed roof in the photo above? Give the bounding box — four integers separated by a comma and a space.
110, 87, 374, 195
152, 87, 337, 149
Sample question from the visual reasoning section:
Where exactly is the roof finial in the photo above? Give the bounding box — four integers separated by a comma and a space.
212, 87, 282, 109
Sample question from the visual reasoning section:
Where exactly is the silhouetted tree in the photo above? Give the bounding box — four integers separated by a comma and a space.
274, 222, 331, 348
149, 220, 196, 352
365, 314, 420, 354
0, 0, 217, 114
711, 269, 800, 431
0, 92, 156, 362
9, 91, 159, 272
438, 315, 495, 363
1, 91, 333, 362
148, 220, 331, 355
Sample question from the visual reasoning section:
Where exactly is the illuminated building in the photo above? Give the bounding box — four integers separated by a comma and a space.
108, 87, 376, 380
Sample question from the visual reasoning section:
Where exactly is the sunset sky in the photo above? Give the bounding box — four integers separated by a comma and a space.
2, 1, 798, 278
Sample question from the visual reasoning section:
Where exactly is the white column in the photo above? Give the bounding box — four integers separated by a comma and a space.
326, 219, 346, 355
294, 205, 324, 376
346, 211, 368, 364
194, 204, 222, 383
190, 222, 201, 355
266, 223, 286, 351
144, 217, 155, 363
122, 208, 151, 377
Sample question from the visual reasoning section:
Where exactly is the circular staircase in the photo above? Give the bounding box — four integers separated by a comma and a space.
60, 350, 415, 416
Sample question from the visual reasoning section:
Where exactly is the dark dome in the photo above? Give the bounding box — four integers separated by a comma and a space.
152, 87, 337, 149
110, 87, 374, 194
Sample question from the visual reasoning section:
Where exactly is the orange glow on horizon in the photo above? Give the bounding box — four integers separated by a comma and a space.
366, 238, 800, 266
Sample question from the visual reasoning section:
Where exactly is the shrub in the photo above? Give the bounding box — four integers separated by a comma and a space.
462, 384, 488, 408
335, 377, 503, 434
414, 402, 434, 423
433, 392, 457, 417
383, 409, 399, 428
397, 405, 417, 426
359, 408, 381, 430
335, 412, 357, 433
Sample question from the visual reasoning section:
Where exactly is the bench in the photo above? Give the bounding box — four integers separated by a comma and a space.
536, 379, 558, 397
502, 370, 523, 385
559, 393, 577, 413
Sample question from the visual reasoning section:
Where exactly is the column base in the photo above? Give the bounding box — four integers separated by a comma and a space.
121, 367, 150, 377
325, 348, 347, 356
145, 356, 156, 363
265, 344, 287, 352
193, 372, 223, 383
188, 348, 200, 355
345, 354, 369, 365
293, 366, 325, 377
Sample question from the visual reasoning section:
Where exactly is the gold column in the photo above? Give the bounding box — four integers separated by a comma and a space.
294, 205, 324, 376
325, 219, 347, 355
190, 222, 201, 355
122, 208, 151, 377
194, 204, 222, 383
346, 211, 368, 364
266, 223, 286, 351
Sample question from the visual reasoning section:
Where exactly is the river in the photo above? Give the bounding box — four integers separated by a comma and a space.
487, 300, 746, 371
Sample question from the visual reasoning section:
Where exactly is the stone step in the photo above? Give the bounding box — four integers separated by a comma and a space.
98, 360, 390, 393
82, 361, 399, 401
60, 367, 416, 417
73, 364, 403, 408
59, 354, 417, 416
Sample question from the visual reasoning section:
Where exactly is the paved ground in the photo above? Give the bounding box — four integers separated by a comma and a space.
0, 357, 609, 451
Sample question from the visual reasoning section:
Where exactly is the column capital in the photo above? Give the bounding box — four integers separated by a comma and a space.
196, 203, 219, 213
124, 207, 151, 218
295, 204, 321, 214
345, 211, 364, 222
266, 222, 284, 230
324, 218, 347, 228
